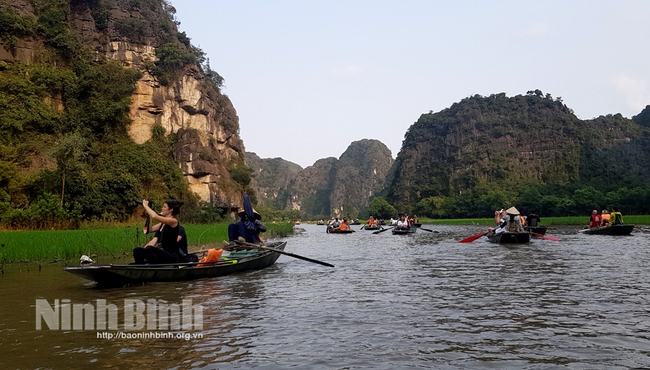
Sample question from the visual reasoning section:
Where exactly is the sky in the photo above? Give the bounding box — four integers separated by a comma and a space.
170, 0, 650, 168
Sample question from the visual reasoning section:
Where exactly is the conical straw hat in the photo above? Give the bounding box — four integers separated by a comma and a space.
505, 206, 520, 215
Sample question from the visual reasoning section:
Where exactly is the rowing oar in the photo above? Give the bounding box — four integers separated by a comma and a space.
373, 226, 394, 234
533, 233, 561, 241
459, 231, 487, 243
418, 227, 439, 233
234, 240, 334, 268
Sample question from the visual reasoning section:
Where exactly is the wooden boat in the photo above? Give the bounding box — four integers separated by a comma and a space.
392, 227, 417, 235
316, 221, 325, 225
326, 226, 354, 234
526, 225, 547, 235
487, 231, 530, 243
64, 242, 287, 287
363, 224, 380, 230
580, 225, 634, 235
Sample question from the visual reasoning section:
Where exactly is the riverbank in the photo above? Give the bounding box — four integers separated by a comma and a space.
0, 222, 295, 264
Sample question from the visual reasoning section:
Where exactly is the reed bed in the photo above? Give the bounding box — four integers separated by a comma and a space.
0, 222, 295, 264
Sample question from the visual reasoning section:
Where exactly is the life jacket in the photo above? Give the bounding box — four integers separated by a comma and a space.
197, 248, 223, 267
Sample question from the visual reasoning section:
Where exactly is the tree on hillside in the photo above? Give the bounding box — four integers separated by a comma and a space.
364, 197, 398, 219
51, 132, 86, 206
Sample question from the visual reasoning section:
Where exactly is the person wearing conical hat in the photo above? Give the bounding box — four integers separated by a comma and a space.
493, 206, 524, 234
228, 205, 267, 244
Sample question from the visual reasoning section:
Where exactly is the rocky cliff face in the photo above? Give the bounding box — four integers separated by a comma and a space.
246, 152, 303, 208
0, 0, 246, 208
386, 92, 649, 209
258, 139, 393, 219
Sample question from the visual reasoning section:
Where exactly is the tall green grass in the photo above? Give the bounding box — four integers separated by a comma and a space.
0, 222, 295, 263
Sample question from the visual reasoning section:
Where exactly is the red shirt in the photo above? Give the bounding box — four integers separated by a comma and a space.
589, 214, 601, 228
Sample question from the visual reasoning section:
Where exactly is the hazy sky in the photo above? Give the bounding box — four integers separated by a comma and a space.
170, 0, 650, 168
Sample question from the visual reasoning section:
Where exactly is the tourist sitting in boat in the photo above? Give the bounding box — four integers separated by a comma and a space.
600, 210, 610, 227
396, 215, 409, 230
339, 219, 351, 231
527, 211, 541, 227
494, 209, 506, 225
609, 207, 624, 225
588, 210, 602, 229
489, 207, 525, 235
366, 216, 377, 227
228, 207, 267, 244
133, 199, 185, 264
329, 217, 341, 229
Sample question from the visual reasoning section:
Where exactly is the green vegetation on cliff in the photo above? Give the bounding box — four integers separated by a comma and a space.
0, 0, 227, 228
387, 91, 650, 218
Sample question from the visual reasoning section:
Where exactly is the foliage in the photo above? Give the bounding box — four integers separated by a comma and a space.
362, 197, 398, 219
633, 105, 650, 127
386, 91, 650, 219
0, 1, 215, 229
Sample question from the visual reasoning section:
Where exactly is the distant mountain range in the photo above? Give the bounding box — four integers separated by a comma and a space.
248, 92, 650, 219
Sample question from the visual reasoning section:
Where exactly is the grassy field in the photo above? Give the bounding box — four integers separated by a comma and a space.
0, 222, 294, 264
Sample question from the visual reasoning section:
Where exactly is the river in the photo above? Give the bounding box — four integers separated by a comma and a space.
1, 224, 649, 369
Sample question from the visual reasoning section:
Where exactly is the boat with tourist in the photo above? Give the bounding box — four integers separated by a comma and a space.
487, 231, 531, 243
580, 224, 634, 235
326, 226, 355, 234
65, 241, 287, 287
392, 226, 417, 235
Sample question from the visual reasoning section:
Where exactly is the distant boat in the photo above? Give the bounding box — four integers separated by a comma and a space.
316, 220, 325, 225
580, 225, 634, 235
392, 227, 417, 235
326, 226, 355, 234
294, 221, 301, 225
363, 224, 380, 230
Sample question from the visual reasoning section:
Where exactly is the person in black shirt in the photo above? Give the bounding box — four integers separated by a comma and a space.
133, 199, 184, 264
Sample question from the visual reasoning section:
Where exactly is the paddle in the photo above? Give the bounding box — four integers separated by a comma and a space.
234, 240, 334, 268
533, 233, 561, 241
359, 225, 365, 230
373, 226, 393, 234
459, 231, 487, 243
418, 227, 439, 233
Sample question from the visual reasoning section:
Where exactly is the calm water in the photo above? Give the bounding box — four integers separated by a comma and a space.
1, 224, 649, 369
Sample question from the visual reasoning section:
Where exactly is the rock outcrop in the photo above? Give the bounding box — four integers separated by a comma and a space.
0, 0, 247, 208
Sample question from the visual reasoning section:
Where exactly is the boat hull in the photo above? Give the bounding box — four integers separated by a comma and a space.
64, 242, 286, 287
582, 225, 634, 235
363, 225, 380, 230
526, 226, 547, 235
392, 227, 417, 235
326, 227, 354, 234
487, 232, 531, 243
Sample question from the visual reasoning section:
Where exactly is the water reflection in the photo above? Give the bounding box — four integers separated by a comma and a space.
1, 224, 650, 368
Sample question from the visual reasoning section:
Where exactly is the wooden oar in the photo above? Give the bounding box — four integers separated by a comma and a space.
234, 241, 334, 268
533, 233, 561, 241
373, 226, 394, 234
419, 227, 439, 233
459, 231, 487, 243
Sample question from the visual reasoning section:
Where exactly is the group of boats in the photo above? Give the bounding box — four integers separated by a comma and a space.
65, 219, 637, 288
477, 223, 635, 244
